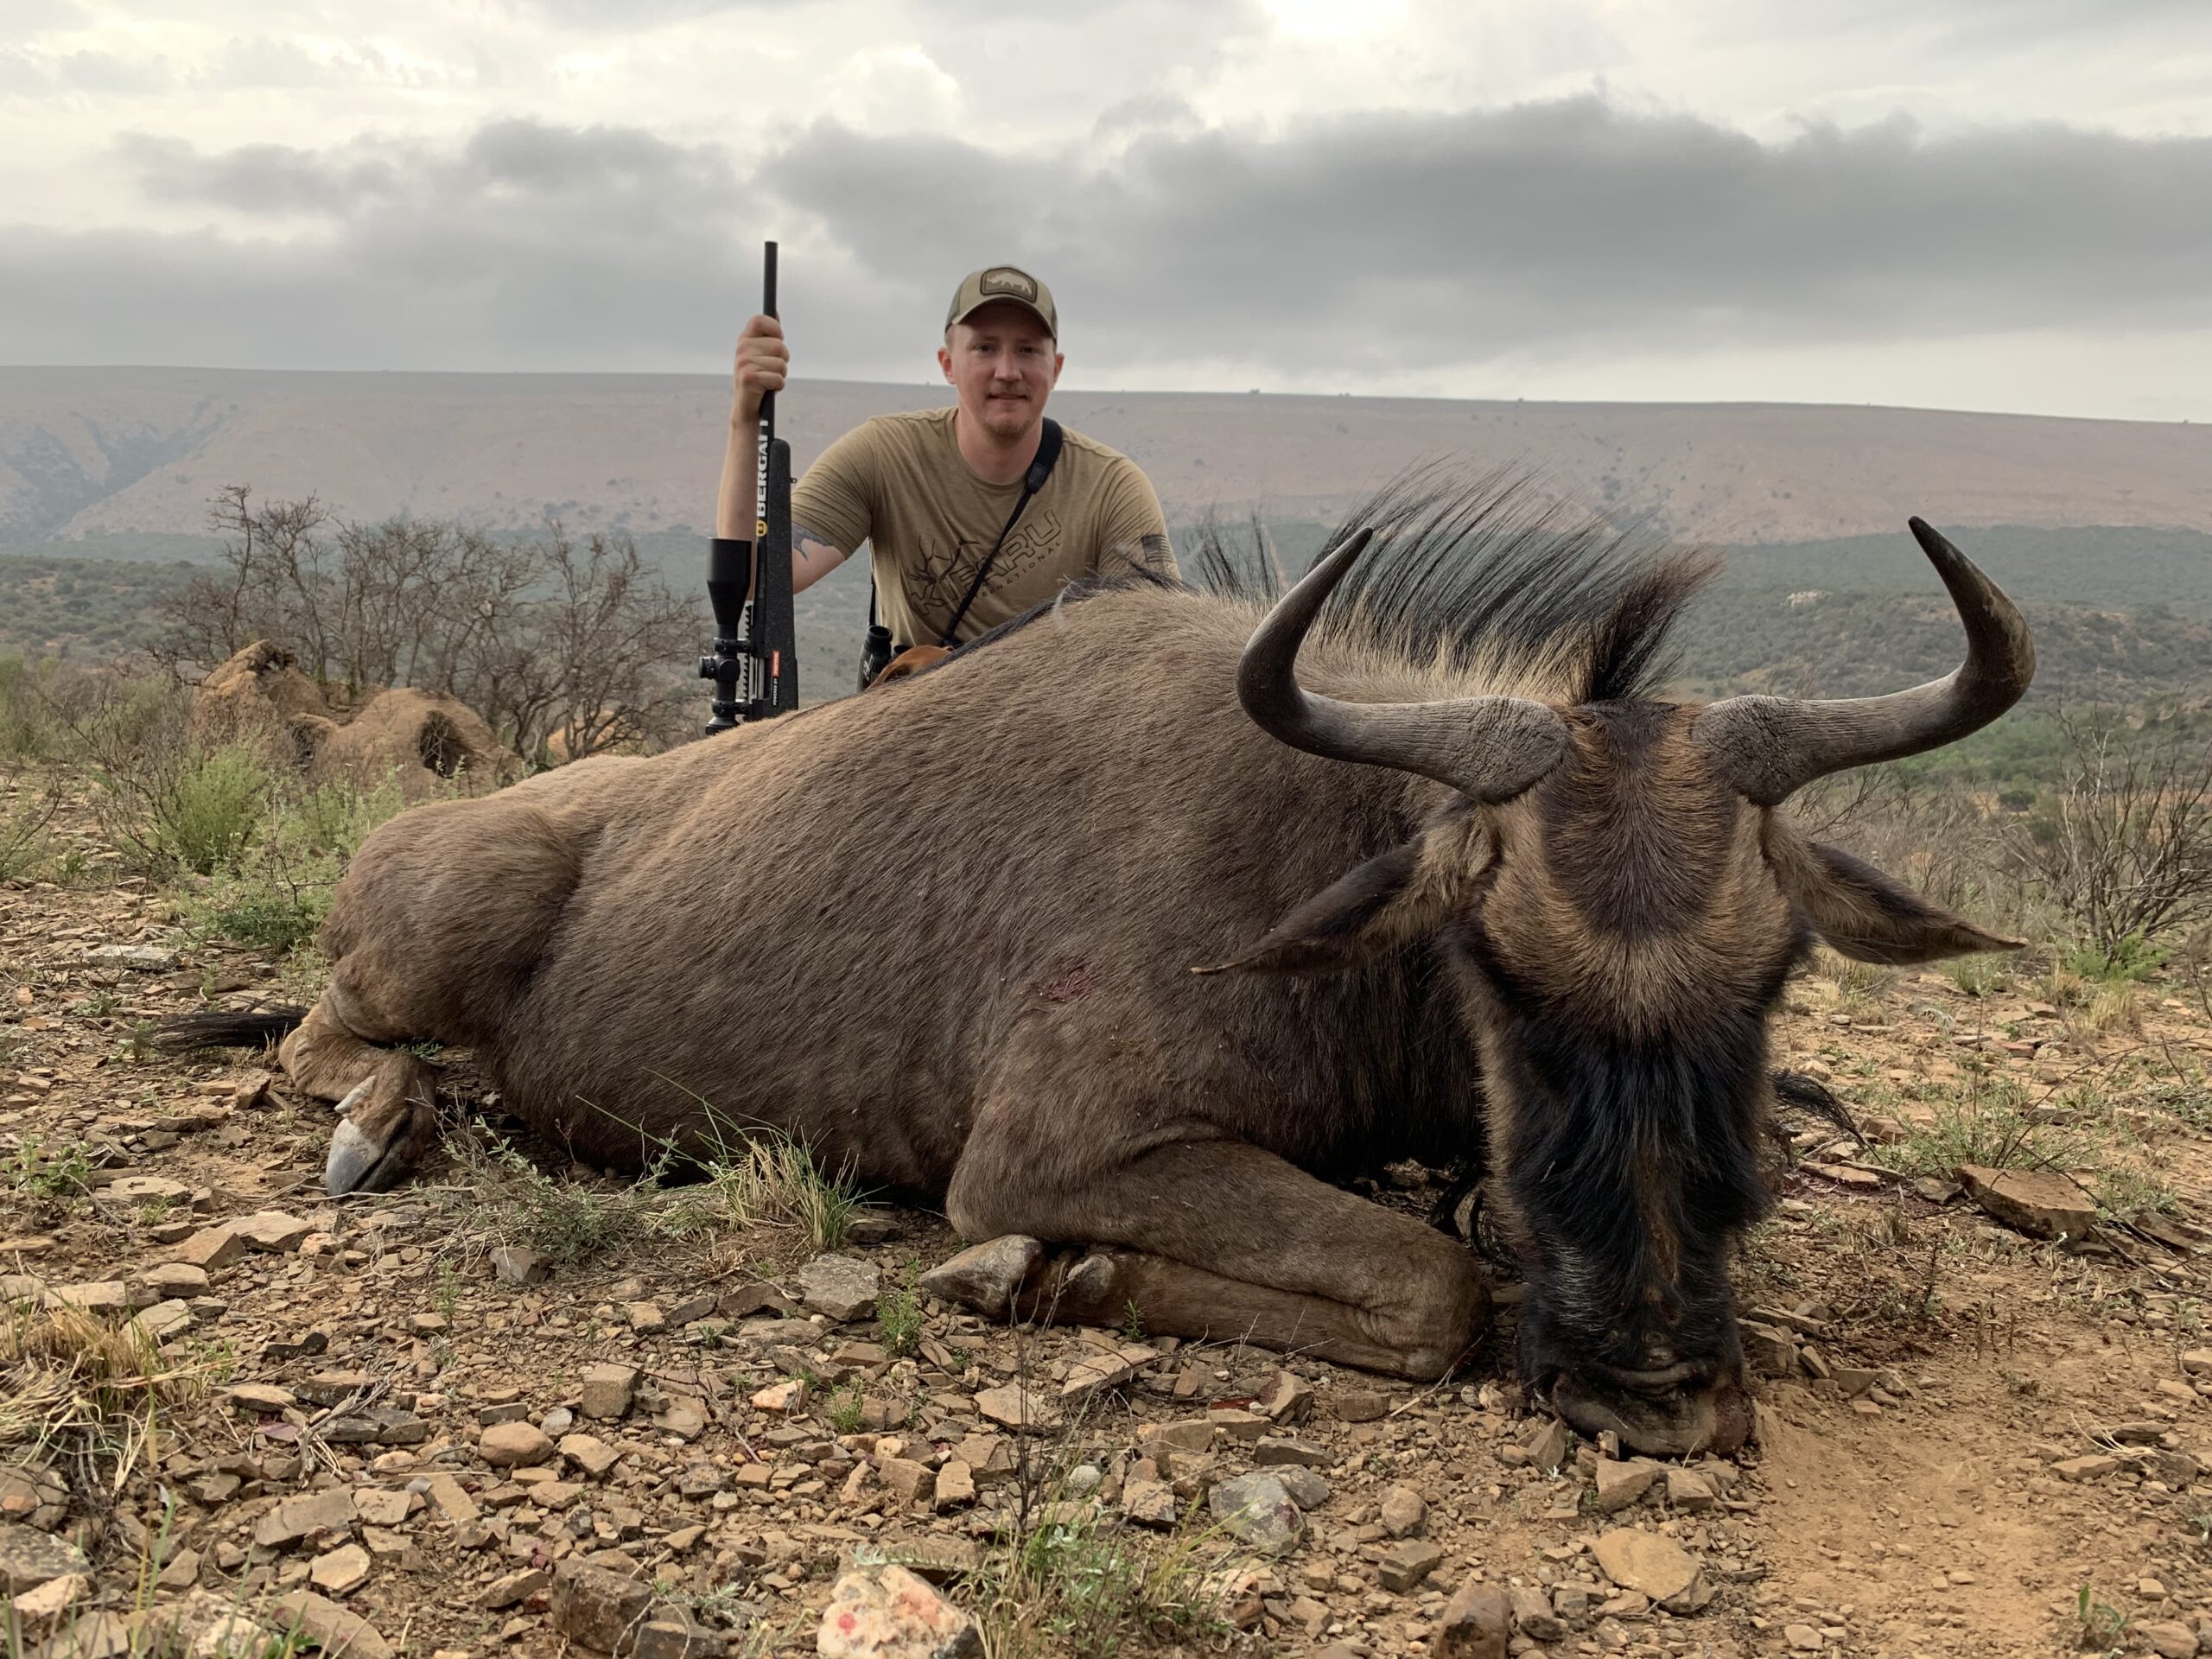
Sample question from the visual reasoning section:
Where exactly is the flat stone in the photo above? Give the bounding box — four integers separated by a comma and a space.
136, 1262, 211, 1299
50, 1281, 128, 1313
478, 1567, 549, 1611
751, 1379, 807, 1414
86, 944, 176, 970
1378, 1539, 1445, 1593
578, 1363, 639, 1421
135, 1299, 194, 1341
2050, 1454, 2121, 1482
1377, 1483, 1426, 1537
561, 1433, 621, 1478
1591, 1528, 1711, 1612
308, 1542, 371, 1594
423, 1473, 478, 1525
1520, 1416, 1569, 1472
917, 1236, 1042, 1319
1784, 1624, 1824, 1651
633, 1619, 723, 1659
1511, 1585, 1566, 1641
876, 1457, 931, 1507
797, 1254, 880, 1322
1740, 1320, 1798, 1377
1251, 1437, 1331, 1469
1061, 1350, 1145, 1400
1593, 1457, 1662, 1513
229, 1211, 314, 1253
1955, 1164, 2098, 1241
550, 1558, 653, 1655
1137, 1420, 1216, 1453
270, 1592, 393, 1659
5, 1573, 84, 1635
352, 1490, 415, 1528
1325, 1388, 1388, 1422
491, 1247, 550, 1286
301, 1371, 373, 1407
480, 1422, 555, 1467
817, 1563, 981, 1658
175, 1227, 246, 1269
108, 1174, 190, 1202
1208, 1471, 1303, 1554
1122, 1478, 1179, 1528
931, 1461, 975, 1511
973, 1384, 1049, 1432
1665, 1467, 1719, 1510
0, 1522, 91, 1593
1256, 1370, 1315, 1423
2138, 1620, 2200, 1659
1207, 1408, 1269, 1442
1273, 1465, 1330, 1510
253, 1489, 357, 1549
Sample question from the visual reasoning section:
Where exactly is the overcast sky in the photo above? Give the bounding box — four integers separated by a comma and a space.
5, 0, 2210, 420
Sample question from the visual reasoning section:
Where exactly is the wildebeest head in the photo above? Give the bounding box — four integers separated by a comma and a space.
1209, 518, 2033, 1455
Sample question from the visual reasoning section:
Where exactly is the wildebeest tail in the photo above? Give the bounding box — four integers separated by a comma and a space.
155, 1007, 308, 1054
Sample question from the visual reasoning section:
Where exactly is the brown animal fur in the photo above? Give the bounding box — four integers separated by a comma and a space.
216, 502, 2024, 1447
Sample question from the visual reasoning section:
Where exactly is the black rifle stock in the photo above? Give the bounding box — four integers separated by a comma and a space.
702, 240, 799, 732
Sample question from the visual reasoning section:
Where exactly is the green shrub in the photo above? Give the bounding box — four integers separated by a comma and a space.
154, 744, 269, 874
181, 774, 408, 957
2061, 932, 2169, 984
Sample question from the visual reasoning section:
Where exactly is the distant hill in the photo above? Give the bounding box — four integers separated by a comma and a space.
5, 365, 2211, 550
9, 520, 2208, 713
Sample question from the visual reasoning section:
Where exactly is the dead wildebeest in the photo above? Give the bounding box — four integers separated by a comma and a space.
167, 483, 2033, 1455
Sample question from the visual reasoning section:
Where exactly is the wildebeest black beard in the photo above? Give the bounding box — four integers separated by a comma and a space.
1470, 960, 1781, 1389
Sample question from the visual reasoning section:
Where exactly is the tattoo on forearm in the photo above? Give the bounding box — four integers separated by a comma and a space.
791, 524, 838, 565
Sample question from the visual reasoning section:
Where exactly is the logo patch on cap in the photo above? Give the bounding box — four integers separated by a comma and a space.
979, 267, 1038, 300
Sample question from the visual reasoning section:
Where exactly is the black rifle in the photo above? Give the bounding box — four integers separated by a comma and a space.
701, 241, 800, 733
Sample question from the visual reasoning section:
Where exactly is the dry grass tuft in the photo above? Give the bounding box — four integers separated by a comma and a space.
2079, 982, 2146, 1039
0, 1301, 212, 1487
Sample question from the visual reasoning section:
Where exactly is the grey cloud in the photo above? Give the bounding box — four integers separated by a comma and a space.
0, 47, 174, 97
770, 98, 2212, 374
3, 120, 802, 373
115, 133, 408, 216
5, 99, 2209, 380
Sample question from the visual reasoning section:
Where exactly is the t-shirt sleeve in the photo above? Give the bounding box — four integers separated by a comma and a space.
1096, 457, 1176, 578
789, 423, 878, 554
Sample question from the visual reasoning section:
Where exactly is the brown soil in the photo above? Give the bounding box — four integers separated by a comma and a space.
5, 805, 2212, 1659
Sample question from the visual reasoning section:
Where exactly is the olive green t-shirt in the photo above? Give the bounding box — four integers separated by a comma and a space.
792, 407, 1174, 648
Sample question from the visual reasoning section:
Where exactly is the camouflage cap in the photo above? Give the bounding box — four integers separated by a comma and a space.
945, 265, 1057, 340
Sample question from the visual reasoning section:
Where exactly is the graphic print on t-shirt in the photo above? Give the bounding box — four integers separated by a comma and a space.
904, 509, 1064, 642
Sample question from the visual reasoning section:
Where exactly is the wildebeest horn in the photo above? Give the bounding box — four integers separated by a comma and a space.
1236, 528, 1570, 802
1693, 518, 2035, 806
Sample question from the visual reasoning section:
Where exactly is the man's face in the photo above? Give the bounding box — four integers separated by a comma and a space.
938, 302, 1064, 442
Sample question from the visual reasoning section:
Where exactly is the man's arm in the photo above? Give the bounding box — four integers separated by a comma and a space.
715, 314, 858, 594
1098, 458, 1177, 577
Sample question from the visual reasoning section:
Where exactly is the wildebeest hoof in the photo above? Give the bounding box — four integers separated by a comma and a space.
1548, 1370, 1752, 1459
917, 1236, 1045, 1318
326, 1115, 407, 1196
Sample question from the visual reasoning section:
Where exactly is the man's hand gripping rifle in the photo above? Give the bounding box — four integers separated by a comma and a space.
702, 241, 800, 733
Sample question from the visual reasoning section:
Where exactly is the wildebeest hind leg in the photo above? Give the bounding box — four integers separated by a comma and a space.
280, 989, 440, 1196
949, 1137, 1488, 1379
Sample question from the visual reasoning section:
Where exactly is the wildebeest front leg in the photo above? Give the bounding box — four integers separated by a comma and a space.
948, 1137, 1487, 1378
280, 986, 441, 1196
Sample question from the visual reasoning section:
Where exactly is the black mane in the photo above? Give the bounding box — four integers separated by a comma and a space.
1190, 467, 1718, 705
936, 468, 1716, 706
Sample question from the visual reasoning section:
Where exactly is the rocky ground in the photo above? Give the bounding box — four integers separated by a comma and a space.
6, 830, 2212, 1659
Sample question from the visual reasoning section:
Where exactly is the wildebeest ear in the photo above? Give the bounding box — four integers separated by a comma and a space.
1194, 814, 1493, 976
1768, 825, 2021, 964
